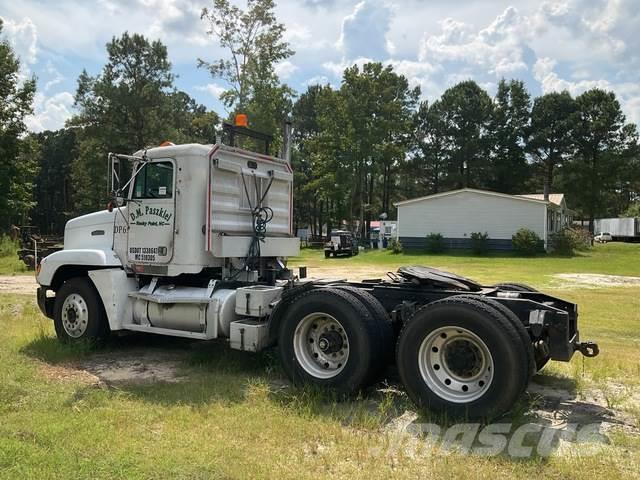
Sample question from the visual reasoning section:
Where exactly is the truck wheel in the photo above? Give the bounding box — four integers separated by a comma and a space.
333, 285, 395, 366
453, 295, 535, 390
492, 282, 537, 292
324, 251, 330, 259
396, 296, 528, 419
53, 277, 109, 343
278, 288, 382, 393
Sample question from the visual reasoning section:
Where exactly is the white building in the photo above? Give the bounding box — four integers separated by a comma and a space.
394, 189, 573, 251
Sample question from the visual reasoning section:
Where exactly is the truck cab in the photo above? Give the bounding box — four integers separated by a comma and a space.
37, 134, 299, 348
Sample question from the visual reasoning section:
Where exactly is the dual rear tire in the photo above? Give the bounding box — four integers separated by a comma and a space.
278, 289, 530, 418
278, 287, 392, 393
396, 296, 531, 419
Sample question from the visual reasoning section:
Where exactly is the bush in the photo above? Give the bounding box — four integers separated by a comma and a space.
470, 231, 489, 255
389, 238, 403, 254
512, 228, 541, 256
425, 233, 446, 253
549, 228, 588, 255
0, 235, 19, 257
565, 227, 592, 251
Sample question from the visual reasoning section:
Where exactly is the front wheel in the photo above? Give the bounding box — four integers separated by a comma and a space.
53, 277, 109, 343
397, 296, 528, 419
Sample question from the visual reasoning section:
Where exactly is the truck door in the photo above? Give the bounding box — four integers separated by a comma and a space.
126, 159, 175, 264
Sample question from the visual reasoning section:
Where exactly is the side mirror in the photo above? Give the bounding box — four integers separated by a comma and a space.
116, 196, 126, 207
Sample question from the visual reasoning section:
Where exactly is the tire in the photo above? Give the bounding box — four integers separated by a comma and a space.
453, 294, 535, 390
333, 286, 395, 366
396, 296, 528, 419
492, 282, 537, 292
324, 251, 330, 259
278, 287, 383, 393
53, 277, 109, 343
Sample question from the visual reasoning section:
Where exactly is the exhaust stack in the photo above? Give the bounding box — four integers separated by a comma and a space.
283, 118, 292, 166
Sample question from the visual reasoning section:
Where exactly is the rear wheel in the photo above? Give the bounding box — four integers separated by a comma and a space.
333, 285, 394, 366
278, 288, 383, 393
454, 295, 535, 389
324, 251, 330, 259
396, 296, 528, 419
53, 277, 109, 343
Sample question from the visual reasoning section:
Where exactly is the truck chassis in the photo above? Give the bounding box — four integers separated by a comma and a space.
37, 264, 598, 419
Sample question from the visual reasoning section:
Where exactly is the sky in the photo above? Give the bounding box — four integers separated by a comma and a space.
1, 0, 638, 132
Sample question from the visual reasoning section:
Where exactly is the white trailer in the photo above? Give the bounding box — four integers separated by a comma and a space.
594, 217, 640, 241
35, 121, 599, 419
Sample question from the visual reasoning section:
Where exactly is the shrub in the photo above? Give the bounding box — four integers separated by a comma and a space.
512, 228, 541, 256
549, 228, 587, 256
470, 231, 489, 255
566, 227, 592, 251
0, 235, 19, 257
389, 238, 403, 254
425, 233, 446, 253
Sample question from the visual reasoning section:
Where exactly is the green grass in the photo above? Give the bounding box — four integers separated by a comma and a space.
1, 243, 640, 478
291, 242, 640, 286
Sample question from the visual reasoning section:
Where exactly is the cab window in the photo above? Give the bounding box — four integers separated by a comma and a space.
132, 161, 174, 199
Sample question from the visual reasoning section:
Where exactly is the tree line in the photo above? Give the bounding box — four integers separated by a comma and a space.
293, 74, 639, 237
1, 0, 639, 239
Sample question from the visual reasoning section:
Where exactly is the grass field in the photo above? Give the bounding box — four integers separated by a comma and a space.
1, 243, 639, 478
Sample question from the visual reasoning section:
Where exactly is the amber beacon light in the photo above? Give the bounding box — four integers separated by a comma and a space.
235, 113, 248, 127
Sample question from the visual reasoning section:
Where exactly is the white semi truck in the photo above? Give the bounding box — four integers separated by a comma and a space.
35, 121, 599, 418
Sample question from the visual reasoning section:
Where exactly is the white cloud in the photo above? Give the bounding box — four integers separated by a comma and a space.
0, 16, 38, 65
303, 75, 332, 87
533, 56, 640, 125
337, 1, 393, 60
535, 0, 638, 67
195, 83, 226, 100
274, 60, 299, 80
26, 91, 75, 132
43, 61, 64, 91
420, 7, 532, 77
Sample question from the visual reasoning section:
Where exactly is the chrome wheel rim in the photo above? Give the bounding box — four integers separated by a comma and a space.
61, 293, 89, 338
418, 326, 493, 403
293, 312, 349, 379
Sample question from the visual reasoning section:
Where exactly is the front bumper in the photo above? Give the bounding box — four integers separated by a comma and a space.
36, 287, 55, 319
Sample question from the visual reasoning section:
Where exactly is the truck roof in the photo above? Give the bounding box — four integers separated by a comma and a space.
134, 143, 213, 159
133, 143, 290, 166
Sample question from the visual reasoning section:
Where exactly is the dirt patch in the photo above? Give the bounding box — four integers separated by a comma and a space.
39, 349, 187, 386
0, 275, 37, 295
527, 377, 639, 435
40, 363, 103, 386
552, 273, 640, 288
